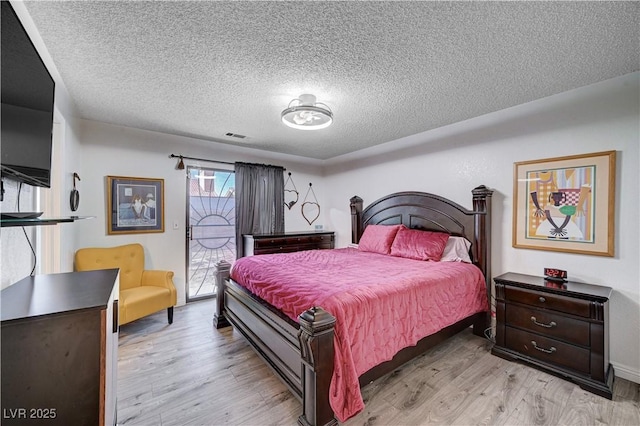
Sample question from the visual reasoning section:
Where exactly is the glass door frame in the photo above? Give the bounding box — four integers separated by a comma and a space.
185, 165, 236, 302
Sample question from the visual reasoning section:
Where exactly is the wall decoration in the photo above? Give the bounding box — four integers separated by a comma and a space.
70, 172, 81, 212
284, 172, 299, 210
107, 176, 164, 234
301, 182, 320, 226
513, 151, 615, 256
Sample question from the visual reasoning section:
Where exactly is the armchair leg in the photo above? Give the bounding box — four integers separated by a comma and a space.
168, 307, 174, 324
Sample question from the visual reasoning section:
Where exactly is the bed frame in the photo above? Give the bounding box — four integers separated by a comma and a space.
213, 185, 493, 426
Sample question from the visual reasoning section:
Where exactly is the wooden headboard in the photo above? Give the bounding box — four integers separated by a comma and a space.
350, 185, 493, 287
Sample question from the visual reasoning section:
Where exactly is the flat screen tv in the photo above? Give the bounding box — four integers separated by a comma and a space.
1, 1, 55, 188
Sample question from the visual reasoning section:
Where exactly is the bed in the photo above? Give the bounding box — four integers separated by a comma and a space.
213, 186, 493, 426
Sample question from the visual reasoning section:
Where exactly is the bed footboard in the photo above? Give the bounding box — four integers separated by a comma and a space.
214, 261, 338, 426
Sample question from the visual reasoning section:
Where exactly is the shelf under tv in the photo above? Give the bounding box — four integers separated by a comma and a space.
0, 216, 94, 227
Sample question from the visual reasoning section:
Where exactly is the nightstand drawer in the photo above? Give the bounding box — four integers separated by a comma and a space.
505, 286, 591, 318
506, 304, 590, 346
505, 327, 590, 374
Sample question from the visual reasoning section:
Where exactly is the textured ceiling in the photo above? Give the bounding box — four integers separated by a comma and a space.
22, 1, 639, 161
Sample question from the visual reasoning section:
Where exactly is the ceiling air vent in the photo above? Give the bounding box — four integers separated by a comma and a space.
225, 132, 247, 139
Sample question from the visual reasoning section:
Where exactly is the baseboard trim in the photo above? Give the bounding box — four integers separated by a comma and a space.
612, 361, 640, 384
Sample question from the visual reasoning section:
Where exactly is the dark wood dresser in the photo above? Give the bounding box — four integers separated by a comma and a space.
243, 231, 335, 256
1, 269, 119, 425
492, 272, 613, 399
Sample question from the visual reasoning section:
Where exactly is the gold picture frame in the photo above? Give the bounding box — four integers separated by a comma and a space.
513, 150, 616, 257
107, 176, 164, 235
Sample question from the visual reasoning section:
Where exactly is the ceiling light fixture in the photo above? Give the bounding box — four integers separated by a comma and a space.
281, 94, 333, 130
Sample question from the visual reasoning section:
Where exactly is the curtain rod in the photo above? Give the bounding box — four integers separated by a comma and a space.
169, 154, 234, 166
169, 154, 286, 170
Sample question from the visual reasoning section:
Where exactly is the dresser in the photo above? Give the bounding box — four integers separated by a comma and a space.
1, 269, 119, 425
243, 231, 335, 256
492, 272, 613, 399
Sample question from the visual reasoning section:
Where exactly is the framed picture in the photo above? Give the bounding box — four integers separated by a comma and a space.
107, 176, 164, 235
512, 150, 616, 257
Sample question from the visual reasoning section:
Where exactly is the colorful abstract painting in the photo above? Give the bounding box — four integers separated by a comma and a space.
526, 166, 595, 242
513, 151, 615, 257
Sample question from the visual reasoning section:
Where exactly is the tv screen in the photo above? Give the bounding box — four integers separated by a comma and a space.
1, 1, 55, 188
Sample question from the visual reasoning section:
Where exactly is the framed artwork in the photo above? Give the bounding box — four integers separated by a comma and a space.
512, 150, 616, 257
107, 176, 164, 235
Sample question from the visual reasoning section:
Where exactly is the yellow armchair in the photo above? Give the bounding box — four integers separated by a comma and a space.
75, 243, 177, 326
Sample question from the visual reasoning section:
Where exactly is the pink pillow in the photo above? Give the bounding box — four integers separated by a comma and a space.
358, 224, 404, 254
390, 227, 450, 261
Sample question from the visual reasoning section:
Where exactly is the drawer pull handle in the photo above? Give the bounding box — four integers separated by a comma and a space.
531, 340, 556, 354
538, 296, 546, 303
530, 316, 557, 328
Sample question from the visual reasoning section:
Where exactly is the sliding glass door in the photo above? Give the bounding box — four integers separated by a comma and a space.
186, 166, 236, 301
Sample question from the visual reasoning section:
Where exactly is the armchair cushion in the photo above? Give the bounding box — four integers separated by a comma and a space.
120, 287, 173, 324
75, 243, 177, 326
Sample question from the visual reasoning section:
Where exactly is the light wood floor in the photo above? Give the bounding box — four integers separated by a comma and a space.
117, 299, 639, 425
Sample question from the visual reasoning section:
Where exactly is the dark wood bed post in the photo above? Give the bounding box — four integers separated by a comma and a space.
298, 308, 338, 426
471, 185, 493, 336
350, 196, 364, 244
213, 259, 231, 329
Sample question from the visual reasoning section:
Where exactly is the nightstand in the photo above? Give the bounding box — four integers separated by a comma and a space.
492, 272, 614, 399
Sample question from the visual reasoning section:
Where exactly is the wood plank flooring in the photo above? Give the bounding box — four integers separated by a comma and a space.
117, 299, 639, 425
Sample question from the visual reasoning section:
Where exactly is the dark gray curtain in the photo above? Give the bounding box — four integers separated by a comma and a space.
235, 162, 285, 258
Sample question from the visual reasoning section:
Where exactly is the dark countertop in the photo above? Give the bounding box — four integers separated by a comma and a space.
1, 269, 119, 322
494, 272, 612, 301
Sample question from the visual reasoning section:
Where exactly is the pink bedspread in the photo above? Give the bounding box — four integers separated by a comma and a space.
230, 248, 488, 421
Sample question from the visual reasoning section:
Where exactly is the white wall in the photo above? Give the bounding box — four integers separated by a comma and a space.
73, 120, 325, 306
0, 180, 39, 288
323, 73, 640, 383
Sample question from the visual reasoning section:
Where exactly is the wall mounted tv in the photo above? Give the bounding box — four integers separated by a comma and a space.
1, 1, 55, 188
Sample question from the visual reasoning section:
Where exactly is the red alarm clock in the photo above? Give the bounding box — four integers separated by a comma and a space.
544, 268, 567, 282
